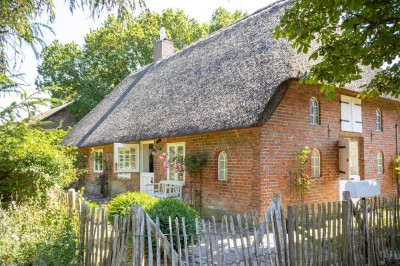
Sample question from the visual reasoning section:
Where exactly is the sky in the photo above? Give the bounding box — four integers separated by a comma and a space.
1, 0, 276, 112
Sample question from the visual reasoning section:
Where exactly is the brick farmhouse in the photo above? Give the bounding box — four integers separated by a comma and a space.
63, 1, 399, 214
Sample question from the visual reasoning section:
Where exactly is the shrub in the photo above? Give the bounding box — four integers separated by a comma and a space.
0, 121, 79, 203
147, 198, 200, 243
0, 198, 79, 265
107, 192, 158, 219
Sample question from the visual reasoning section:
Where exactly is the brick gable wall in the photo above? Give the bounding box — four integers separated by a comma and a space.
259, 80, 399, 209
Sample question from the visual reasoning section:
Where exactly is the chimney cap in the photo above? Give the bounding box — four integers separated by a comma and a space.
160, 27, 167, 41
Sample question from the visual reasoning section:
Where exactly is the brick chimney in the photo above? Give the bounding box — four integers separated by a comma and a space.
153, 27, 174, 62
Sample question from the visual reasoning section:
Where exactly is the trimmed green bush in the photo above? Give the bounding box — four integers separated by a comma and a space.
107, 192, 158, 219
147, 198, 200, 239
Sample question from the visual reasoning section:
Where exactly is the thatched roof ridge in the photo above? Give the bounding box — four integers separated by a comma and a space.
62, 0, 380, 147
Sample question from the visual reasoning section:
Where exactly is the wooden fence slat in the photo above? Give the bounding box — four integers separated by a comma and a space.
287, 206, 295, 266
181, 217, 189, 266
195, 219, 203, 266
175, 218, 182, 266
300, 204, 306, 266
111, 215, 119, 266
294, 205, 300, 266
251, 212, 260, 265
229, 215, 241, 265
147, 214, 153, 266
263, 210, 275, 266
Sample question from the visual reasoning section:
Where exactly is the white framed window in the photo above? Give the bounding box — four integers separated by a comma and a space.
93, 149, 103, 173
310, 97, 319, 125
376, 109, 382, 131
377, 151, 383, 174
167, 142, 185, 182
340, 95, 362, 133
113, 143, 139, 173
218, 151, 228, 181
311, 148, 321, 178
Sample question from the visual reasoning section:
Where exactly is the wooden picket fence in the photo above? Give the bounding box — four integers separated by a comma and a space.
56, 189, 400, 265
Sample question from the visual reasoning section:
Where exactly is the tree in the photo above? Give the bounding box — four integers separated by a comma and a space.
0, 121, 78, 202
275, 1, 400, 98
209, 7, 247, 33
37, 8, 245, 121
0, 0, 146, 122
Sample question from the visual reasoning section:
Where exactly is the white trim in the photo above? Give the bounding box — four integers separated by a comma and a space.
93, 149, 103, 173
113, 143, 140, 173
140, 140, 155, 173
377, 151, 383, 174
309, 97, 319, 125
311, 148, 321, 178
376, 109, 382, 131
218, 151, 228, 181
166, 142, 186, 183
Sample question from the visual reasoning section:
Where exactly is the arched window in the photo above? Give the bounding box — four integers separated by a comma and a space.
218, 151, 227, 180
377, 151, 383, 174
376, 109, 382, 131
310, 97, 319, 125
311, 148, 321, 177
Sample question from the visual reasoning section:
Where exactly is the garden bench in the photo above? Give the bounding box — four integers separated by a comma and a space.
144, 180, 183, 200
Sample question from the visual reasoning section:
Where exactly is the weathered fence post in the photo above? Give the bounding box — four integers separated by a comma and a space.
287, 205, 296, 266
342, 191, 353, 266
68, 188, 76, 215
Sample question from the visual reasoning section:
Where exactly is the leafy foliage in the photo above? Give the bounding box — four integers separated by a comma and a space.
0, 121, 78, 202
36, 8, 246, 121
275, 0, 400, 98
292, 146, 314, 201
184, 154, 207, 173
209, 7, 247, 33
0, 198, 79, 265
147, 198, 200, 247
1, 0, 146, 123
107, 192, 200, 247
107, 192, 158, 219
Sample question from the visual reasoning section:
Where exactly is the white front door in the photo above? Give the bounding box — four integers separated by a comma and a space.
140, 141, 155, 192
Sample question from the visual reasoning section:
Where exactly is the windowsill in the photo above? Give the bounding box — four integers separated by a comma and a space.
94, 171, 103, 174
118, 173, 131, 179
340, 130, 362, 133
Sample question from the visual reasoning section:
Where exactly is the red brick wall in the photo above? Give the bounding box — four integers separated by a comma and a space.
259, 80, 399, 209
81, 129, 260, 213
81, 144, 140, 196
153, 129, 260, 213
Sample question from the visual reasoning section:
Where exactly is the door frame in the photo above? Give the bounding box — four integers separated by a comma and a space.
139, 140, 155, 192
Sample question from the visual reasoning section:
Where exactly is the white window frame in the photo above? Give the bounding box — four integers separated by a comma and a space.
218, 151, 228, 181
311, 148, 321, 178
93, 149, 103, 173
113, 143, 140, 173
377, 151, 383, 174
310, 97, 319, 125
376, 109, 382, 131
166, 142, 185, 183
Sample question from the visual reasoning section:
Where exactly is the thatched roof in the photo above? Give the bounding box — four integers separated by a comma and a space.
62, 0, 379, 147
35, 101, 73, 121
